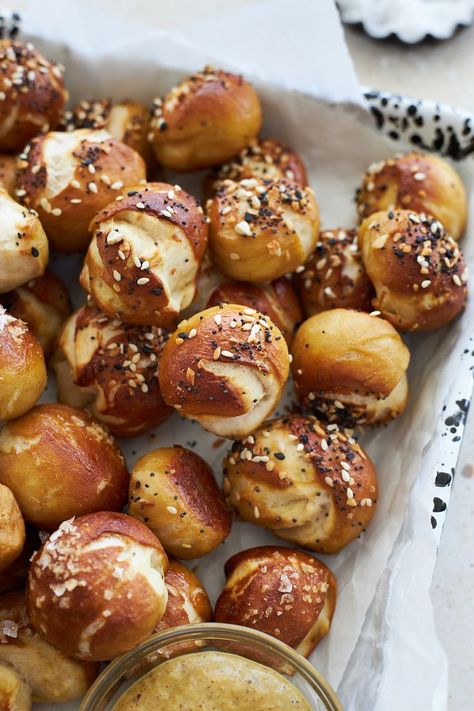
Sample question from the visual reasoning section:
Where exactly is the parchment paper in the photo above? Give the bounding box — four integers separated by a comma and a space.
15, 1, 473, 709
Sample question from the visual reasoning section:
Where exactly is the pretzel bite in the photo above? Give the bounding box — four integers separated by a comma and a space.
16, 128, 146, 252
357, 152, 467, 240
159, 305, 290, 438
0, 155, 16, 195
1, 270, 70, 358
205, 138, 308, 197
155, 560, 212, 632
0, 403, 129, 530
53, 304, 172, 437
81, 182, 208, 326
215, 546, 336, 655
0, 485, 24, 573
207, 277, 303, 346
62, 99, 153, 165
0, 590, 99, 703
27, 512, 168, 661
0, 309, 46, 421
292, 309, 410, 426
208, 178, 319, 282
129, 446, 231, 559
358, 210, 467, 331
224, 415, 377, 553
295, 228, 374, 316
0, 188, 48, 294
0, 40, 67, 153
149, 66, 262, 171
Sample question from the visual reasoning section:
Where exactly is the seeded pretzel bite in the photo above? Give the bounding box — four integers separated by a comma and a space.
16, 128, 146, 252
0, 590, 99, 703
81, 182, 208, 326
62, 99, 154, 166
53, 305, 171, 438
357, 152, 467, 240
0, 485, 25, 572
129, 446, 231, 559
358, 210, 467, 331
295, 228, 374, 317
0, 403, 129, 530
27, 512, 169, 661
0, 40, 67, 153
1, 270, 70, 358
204, 138, 308, 197
207, 277, 303, 346
0, 188, 48, 294
291, 309, 410, 426
224, 415, 377, 553
149, 66, 262, 171
0, 308, 46, 421
0, 155, 16, 194
159, 305, 290, 438
208, 178, 319, 282
214, 546, 336, 655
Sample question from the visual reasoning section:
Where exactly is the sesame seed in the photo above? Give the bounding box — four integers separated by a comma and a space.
221, 350, 234, 358
101, 174, 111, 185
324, 476, 333, 487
70, 198, 82, 204
88, 163, 96, 174
133, 256, 142, 268
188, 328, 197, 338
107, 230, 123, 245
88, 182, 98, 193
71, 179, 81, 189
369, 310, 381, 316
421, 279, 431, 288
214, 314, 222, 325
321, 439, 328, 451
213, 347, 221, 360
111, 180, 123, 190
230, 253, 240, 260
113, 270, 121, 282
136, 202, 145, 209
341, 470, 350, 483
235, 221, 252, 236
137, 277, 150, 286
221, 205, 232, 215
341, 461, 350, 471
167, 190, 175, 200
51, 208, 62, 216
413, 172, 426, 181
167, 506, 177, 514
254, 506, 260, 519
15, 189, 26, 197
346, 487, 354, 499
453, 274, 462, 287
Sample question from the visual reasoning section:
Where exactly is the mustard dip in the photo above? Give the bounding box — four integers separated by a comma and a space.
113, 650, 312, 710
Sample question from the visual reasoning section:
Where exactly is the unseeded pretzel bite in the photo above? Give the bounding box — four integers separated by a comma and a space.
358, 210, 467, 331
149, 66, 262, 171
208, 178, 319, 282
0, 308, 46, 421
0, 663, 31, 710
214, 546, 336, 655
62, 99, 154, 166
224, 415, 378, 553
0, 590, 99, 703
155, 560, 212, 633
129, 446, 231, 560
159, 304, 290, 438
357, 151, 467, 240
204, 138, 308, 197
81, 182, 208, 326
27, 512, 169, 662
0, 40, 67, 153
291, 309, 410, 426
0, 155, 16, 195
207, 277, 303, 346
294, 227, 374, 316
16, 128, 146, 252
0, 403, 129, 530
0, 188, 48, 294
53, 304, 172, 438
1, 270, 70, 358
0, 485, 25, 573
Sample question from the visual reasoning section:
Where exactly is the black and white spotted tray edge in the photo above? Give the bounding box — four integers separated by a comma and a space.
365, 87, 474, 541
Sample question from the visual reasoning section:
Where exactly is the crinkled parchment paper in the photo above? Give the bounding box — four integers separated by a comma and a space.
17, 1, 473, 709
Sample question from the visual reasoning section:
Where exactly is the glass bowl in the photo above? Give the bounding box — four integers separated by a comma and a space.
80, 622, 343, 711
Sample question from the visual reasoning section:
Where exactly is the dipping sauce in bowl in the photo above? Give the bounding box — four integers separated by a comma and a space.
112, 650, 311, 710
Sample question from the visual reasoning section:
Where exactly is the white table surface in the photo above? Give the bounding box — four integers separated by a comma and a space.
14, 1, 474, 709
